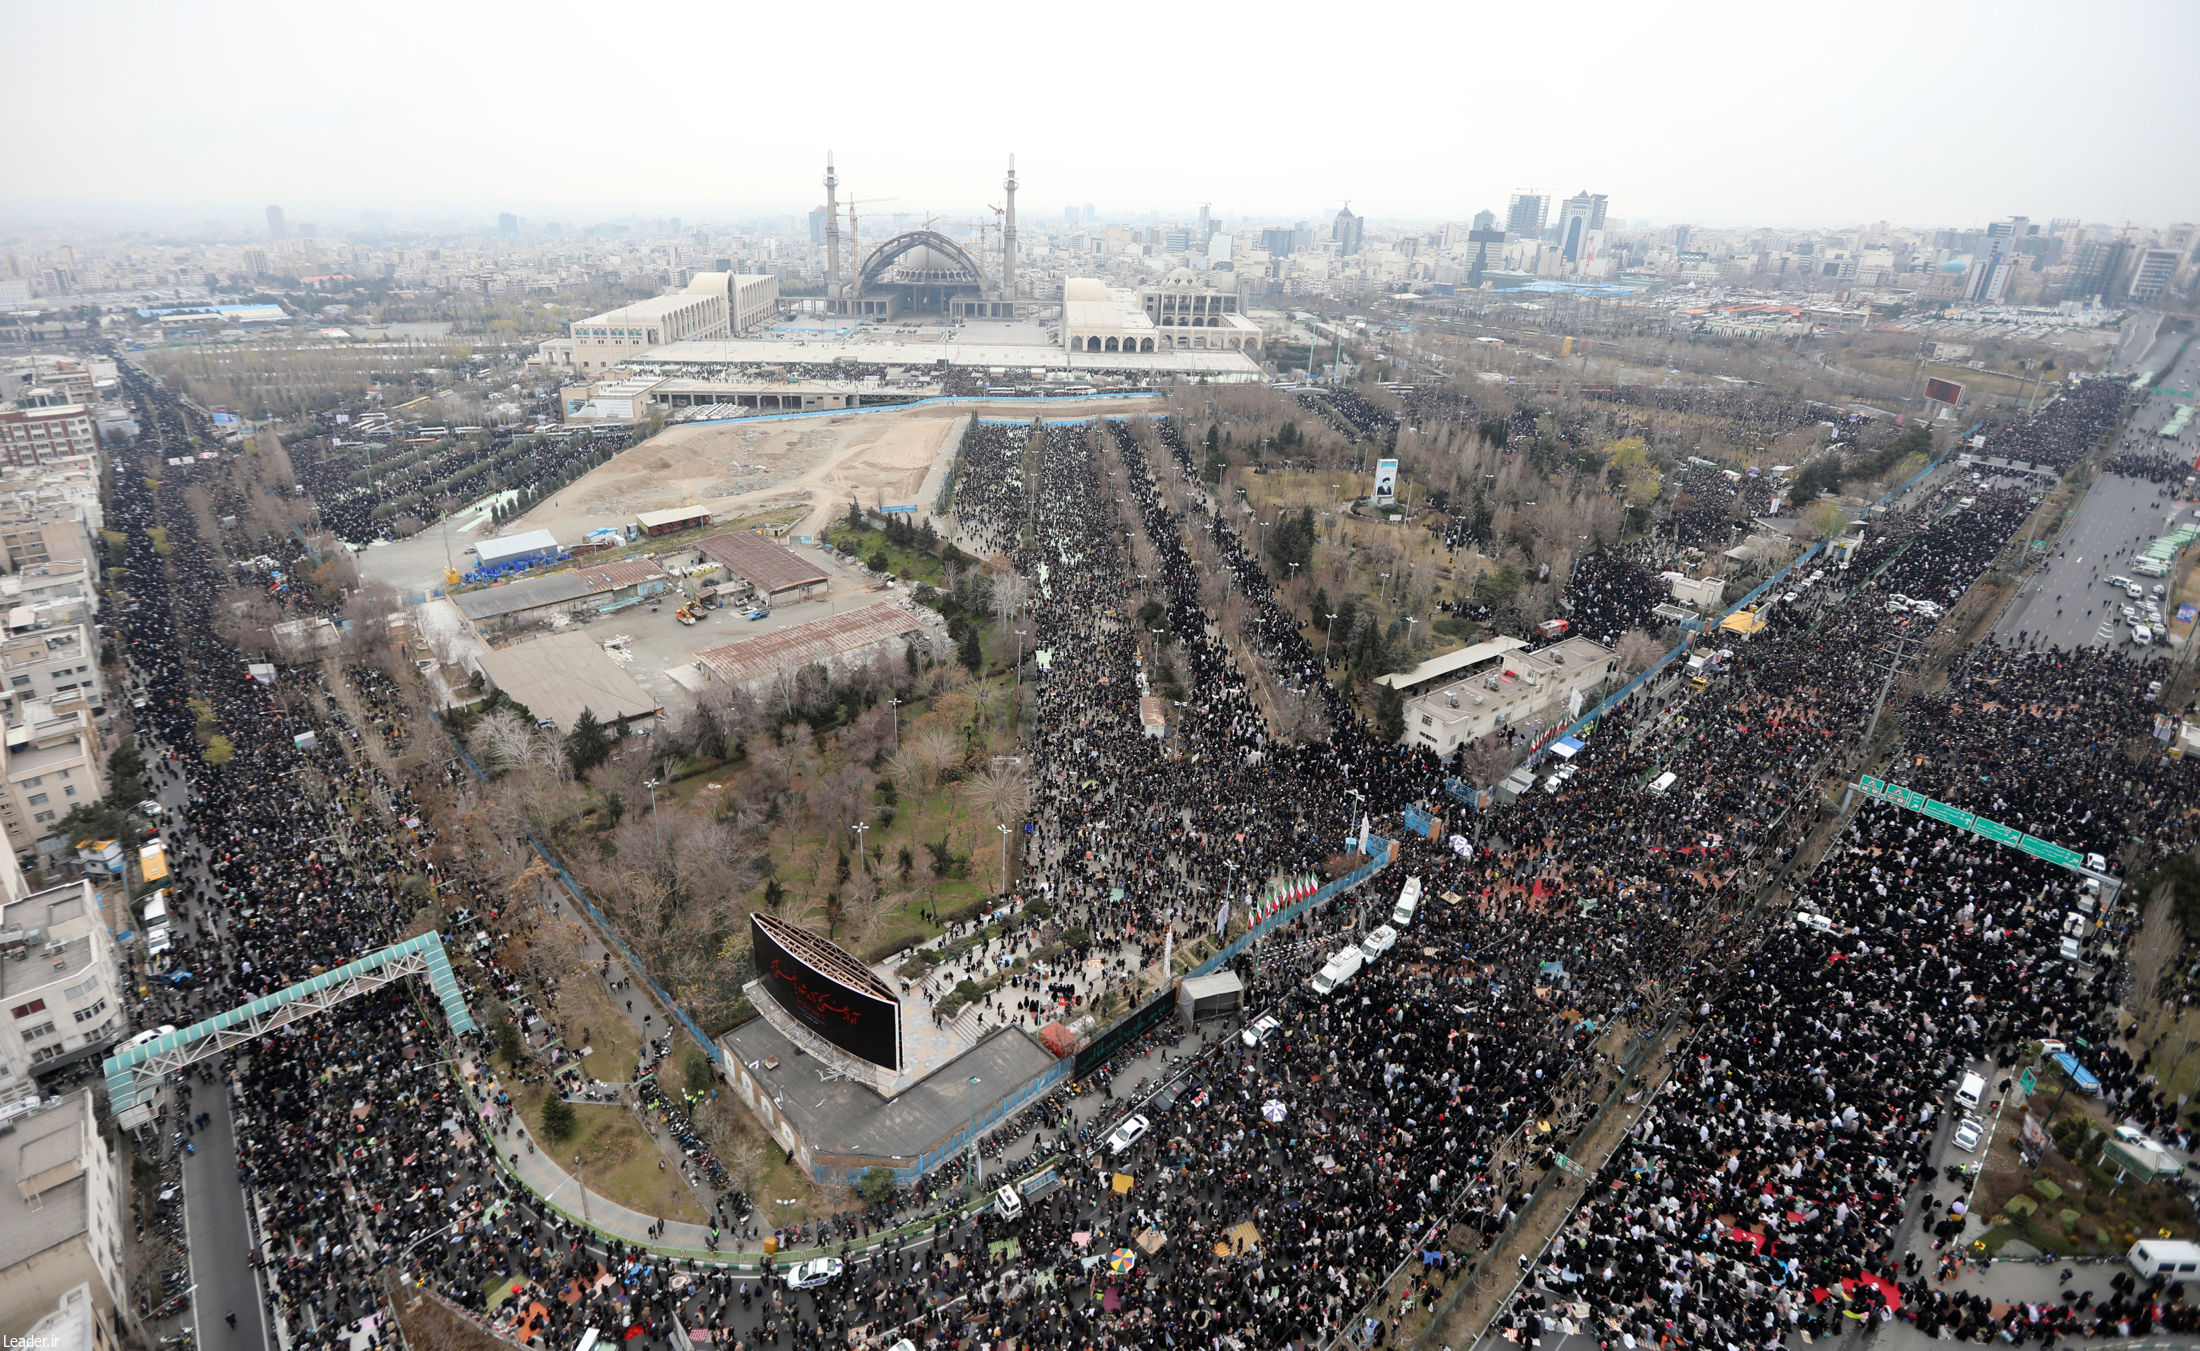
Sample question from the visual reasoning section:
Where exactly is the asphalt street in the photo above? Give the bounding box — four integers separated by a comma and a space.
133, 699, 275, 1350
181, 1087, 271, 1351
1993, 334, 2200, 653
1991, 471, 2183, 652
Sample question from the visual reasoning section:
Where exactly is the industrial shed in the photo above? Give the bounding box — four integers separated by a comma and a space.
452, 559, 671, 635
474, 631, 662, 732
635, 505, 713, 537
694, 602, 932, 688
695, 532, 830, 603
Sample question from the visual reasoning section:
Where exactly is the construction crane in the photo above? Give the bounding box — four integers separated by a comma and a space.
842, 195, 898, 296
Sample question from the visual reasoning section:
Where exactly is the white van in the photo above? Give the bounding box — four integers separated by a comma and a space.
146, 926, 172, 956
1309, 947, 1365, 997
1360, 925, 1399, 960
1954, 1071, 1986, 1112
2059, 934, 2084, 961
1648, 771, 1678, 796
2128, 1238, 2200, 1282
140, 892, 169, 926
993, 1184, 1024, 1220
1391, 876, 1423, 927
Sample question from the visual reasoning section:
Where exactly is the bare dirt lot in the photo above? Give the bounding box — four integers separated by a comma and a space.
506, 396, 1160, 544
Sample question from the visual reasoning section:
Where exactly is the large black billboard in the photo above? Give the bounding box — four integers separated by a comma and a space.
750, 913, 902, 1071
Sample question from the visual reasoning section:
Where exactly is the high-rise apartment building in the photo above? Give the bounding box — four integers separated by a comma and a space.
1332, 205, 1364, 256
1557, 191, 1609, 263
2127, 248, 2181, 301
1470, 209, 1496, 233
266, 205, 286, 239
498, 213, 519, 236
1964, 217, 2025, 304
1505, 194, 1548, 239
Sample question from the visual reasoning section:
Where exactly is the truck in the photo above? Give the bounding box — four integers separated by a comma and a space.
1536, 618, 1571, 641
1391, 875, 1423, 927
2128, 1239, 2200, 1283
1308, 946, 1365, 997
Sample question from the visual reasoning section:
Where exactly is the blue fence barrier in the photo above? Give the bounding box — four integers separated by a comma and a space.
1192, 840, 1395, 978
684, 391, 1163, 431
823, 1054, 1075, 1189
444, 738, 727, 1064
1534, 539, 1828, 767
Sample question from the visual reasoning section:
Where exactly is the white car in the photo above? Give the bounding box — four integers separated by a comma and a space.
1240, 1013, 1282, 1049
2116, 1124, 2168, 1154
1952, 1118, 1984, 1153
783, 1257, 844, 1290
125, 1024, 177, 1049
1105, 1114, 1150, 1156
2133, 625, 2153, 646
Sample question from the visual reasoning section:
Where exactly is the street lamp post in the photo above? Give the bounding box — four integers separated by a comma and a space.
644, 778, 662, 851
996, 821, 1011, 899
851, 821, 870, 876
889, 697, 903, 752
1323, 612, 1339, 667
965, 1075, 983, 1200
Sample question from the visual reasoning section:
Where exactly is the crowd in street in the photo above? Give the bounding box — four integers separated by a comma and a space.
88, 351, 2200, 1351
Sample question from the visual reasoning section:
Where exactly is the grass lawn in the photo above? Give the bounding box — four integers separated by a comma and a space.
570, 1102, 709, 1226
824, 520, 948, 587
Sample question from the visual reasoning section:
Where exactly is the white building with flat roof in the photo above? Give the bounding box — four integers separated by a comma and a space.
0, 882, 120, 1087
0, 1092, 127, 1347
1400, 636, 1618, 755
564, 272, 780, 372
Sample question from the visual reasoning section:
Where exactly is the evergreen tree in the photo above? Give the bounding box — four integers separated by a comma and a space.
958, 622, 984, 674
540, 1095, 576, 1143
565, 707, 611, 776
1374, 683, 1407, 745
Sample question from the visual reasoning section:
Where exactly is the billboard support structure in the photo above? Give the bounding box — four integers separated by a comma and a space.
750, 911, 903, 1077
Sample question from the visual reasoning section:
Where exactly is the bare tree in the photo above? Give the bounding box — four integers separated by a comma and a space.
2128, 883, 2183, 1018
471, 709, 538, 774
1615, 629, 1667, 676
964, 762, 1030, 825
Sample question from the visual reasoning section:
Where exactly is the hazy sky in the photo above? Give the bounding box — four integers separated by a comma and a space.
12, 0, 2196, 232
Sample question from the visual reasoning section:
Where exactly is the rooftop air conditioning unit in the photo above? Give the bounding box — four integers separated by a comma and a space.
1444, 692, 1459, 708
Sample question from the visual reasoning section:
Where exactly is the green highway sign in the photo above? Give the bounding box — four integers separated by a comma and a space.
2018, 1068, 2037, 1095
1855, 776, 2088, 870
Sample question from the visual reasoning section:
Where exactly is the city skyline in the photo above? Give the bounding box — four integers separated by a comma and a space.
5, 0, 2195, 231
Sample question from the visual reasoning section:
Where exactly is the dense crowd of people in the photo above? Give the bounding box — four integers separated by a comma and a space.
289, 424, 637, 543
86, 349, 2200, 1351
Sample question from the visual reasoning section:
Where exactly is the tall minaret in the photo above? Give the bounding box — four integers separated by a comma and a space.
1002, 154, 1018, 304
824, 152, 842, 306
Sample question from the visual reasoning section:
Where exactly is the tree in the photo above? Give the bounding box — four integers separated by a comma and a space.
1798, 500, 1850, 542
1615, 629, 1666, 676
2128, 883, 2183, 1017
540, 1094, 576, 1143
495, 1018, 523, 1066
566, 708, 611, 777
1374, 683, 1407, 744
858, 1165, 897, 1204
957, 622, 984, 675
1269, 506, 1316, 572
1602, 437, 1662, 507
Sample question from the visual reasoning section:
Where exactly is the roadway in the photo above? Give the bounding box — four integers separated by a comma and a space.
135, 696, 276, 1351
1993, 332, 2200, 653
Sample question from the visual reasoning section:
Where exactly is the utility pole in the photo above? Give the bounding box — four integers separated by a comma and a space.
1838, 632, 1922, 815
851, 821, 869, 876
